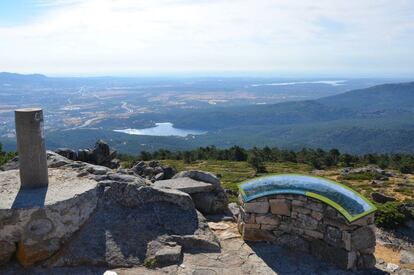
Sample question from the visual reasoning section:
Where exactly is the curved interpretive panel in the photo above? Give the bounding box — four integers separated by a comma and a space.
237, 174, 377, 270
239, 174, 376, 222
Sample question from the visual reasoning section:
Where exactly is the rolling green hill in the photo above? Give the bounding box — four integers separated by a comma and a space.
318, 82, 414, 111
168, 82, 414, 129
156, 82, 414, 154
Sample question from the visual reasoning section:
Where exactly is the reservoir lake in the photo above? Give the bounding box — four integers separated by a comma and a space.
114, 122, 206, 137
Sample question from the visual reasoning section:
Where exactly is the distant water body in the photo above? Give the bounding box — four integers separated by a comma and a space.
251, 80, 346, 87
114, 122, 206, 137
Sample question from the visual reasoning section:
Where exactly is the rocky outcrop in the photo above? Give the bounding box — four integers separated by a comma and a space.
1, 150, 112, 171
173, 170, 221, 189
0, 241, 15, 265
341, 165, 393, 180
155, 170, 228, 214
55, 140, 120, 169
0, 169, 98, 267
401, 250, 414, 265
154, 177, 215, 194
131, 160, 177, 182
0, 156, 19, 171
145, 241, 182, 267
46, 182, 219, 268
400, 202, 414, 230
0, 154, 220, 269
371, 192, 396, 203
238, 194, 376, 270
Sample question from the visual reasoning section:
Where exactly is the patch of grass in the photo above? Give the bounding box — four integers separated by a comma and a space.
340, 172, 383, 181
157, 159, 413, 205
143, 257, 157, 269
160, 160, 313, 203
0, 151, 16, 166
394, 186, 414, 196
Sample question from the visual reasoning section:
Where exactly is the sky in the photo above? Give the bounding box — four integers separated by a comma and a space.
0, 0, 413, 77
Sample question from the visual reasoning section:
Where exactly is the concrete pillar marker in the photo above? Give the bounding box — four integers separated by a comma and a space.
15, 108, 49, 188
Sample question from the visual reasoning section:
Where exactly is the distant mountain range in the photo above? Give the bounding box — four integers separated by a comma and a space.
146, 82, 414, 154
318, 82, 414, 111
0, 72, 47, 82
162, 82, 411, 127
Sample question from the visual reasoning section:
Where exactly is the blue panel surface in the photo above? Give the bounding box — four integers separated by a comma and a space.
239, 174, 376, 222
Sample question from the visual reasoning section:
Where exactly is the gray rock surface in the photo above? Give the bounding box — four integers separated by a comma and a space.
1, 153, 221, 269
0, 156, 19, 171
54, 140, 120, 169
1, 220, 380, 275
191, 192, 228, 214
167, 170, 228, 214
0, 241, 15, 265
46, 180, 219, 268
146, 241, 182, 267
154, 178, 215, 194
131, 161, 177, 182
371, 192, 396, 203
341, 165, 393, 180
227, 202, 240, 219
90, 140, 118, 168
54, 148, 77, 161
0, 168, 98, 266
1, 151, 73, 171
0, 168, 97, 209
400, 250, 414, 265
173, 170, 221, 190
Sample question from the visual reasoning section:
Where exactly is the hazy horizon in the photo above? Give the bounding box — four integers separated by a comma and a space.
2, 71, 414, 81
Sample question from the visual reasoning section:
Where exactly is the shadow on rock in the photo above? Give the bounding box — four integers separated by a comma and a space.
46, 181, 220, 268
11, 186, 48, 208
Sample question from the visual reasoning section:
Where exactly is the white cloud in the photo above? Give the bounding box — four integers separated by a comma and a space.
0, 0, 413, 76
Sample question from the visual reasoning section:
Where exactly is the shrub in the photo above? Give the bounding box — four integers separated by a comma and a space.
247, 154, 266, 174
143, 257, 157, 268
375, 201, 406, 229
341, 172, 383, 181
399, 164, 413, 174
0, 143, 16, 166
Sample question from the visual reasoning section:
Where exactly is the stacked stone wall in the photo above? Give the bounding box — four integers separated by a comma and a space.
237, 194, 376, 270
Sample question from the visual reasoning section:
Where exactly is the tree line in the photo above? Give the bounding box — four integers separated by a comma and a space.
2, 141, 414, 174
133, 146, 414, 174
0, 143, 16, 166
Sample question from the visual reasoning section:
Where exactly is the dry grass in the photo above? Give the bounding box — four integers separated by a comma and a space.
160, 160, 414, 204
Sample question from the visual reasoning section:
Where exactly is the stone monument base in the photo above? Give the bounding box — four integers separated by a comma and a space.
237, 194, 376, 270
0, 168, 98, 266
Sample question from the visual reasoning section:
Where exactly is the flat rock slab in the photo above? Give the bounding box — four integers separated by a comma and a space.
0, 168, 98, 267
0, 168, 97, 209
154, 178, 215, 194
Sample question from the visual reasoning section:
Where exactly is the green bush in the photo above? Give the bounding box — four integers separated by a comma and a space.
143, 257, 157, 269
399, 164, 413, 174
375, 201, 406, 229
247, 154, 266, 174
341, 172, 383, 181
0, 143, 16, 166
